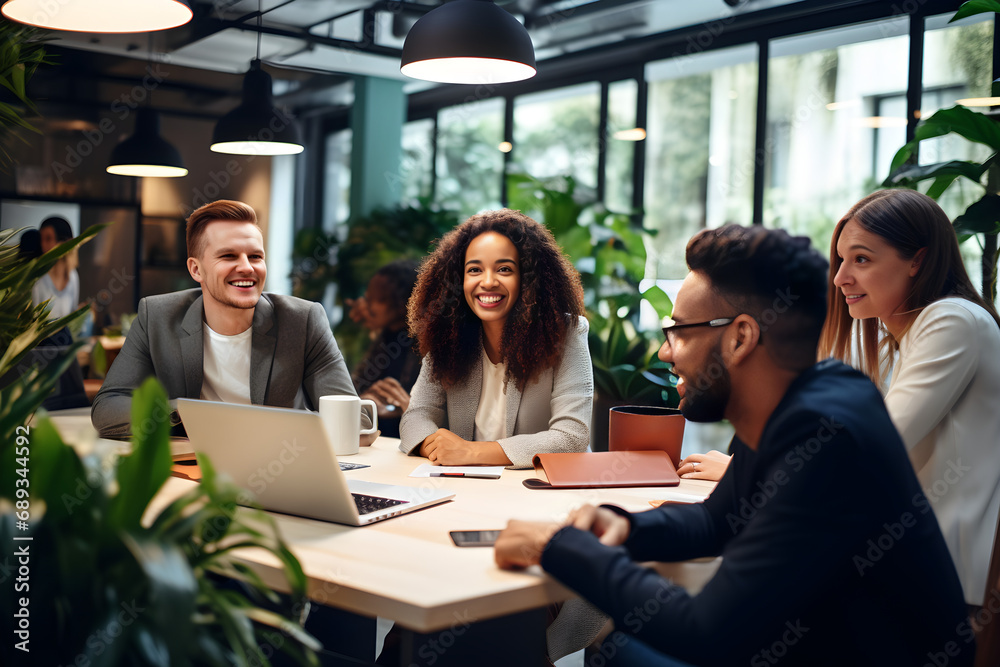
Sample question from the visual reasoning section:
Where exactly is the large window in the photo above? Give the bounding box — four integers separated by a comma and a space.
764, 18, 910, 252
923, 13, 995, 302
644, 45, 759, 279
606, 79, 639, 213
400, 118, 434, 203
322, 128, 351, 228
511, 83, 601, 189
435, 97, 505, 219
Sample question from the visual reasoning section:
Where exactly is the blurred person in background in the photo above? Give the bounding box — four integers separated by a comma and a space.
349, 259, 422, 438
32, 216, 79, 321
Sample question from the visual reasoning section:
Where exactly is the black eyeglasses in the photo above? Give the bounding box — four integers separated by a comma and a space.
661, 317, 736, 347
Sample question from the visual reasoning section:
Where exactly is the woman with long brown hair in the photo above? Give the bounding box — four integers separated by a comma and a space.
819, 188, 1000, 606
32, 216, 80, 320
399, 208, 592, 467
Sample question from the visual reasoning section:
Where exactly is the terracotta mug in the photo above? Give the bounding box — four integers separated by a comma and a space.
608, 406, 686, 468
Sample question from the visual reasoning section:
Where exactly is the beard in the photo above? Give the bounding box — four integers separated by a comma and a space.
679, 341, 731, 423
204, 281, 260, 310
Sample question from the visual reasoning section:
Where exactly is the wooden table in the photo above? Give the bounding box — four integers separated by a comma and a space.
47, 411, 720, 666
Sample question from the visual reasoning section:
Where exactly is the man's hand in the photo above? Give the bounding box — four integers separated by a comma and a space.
418, 429, 512, 466
494, 520, 562, 570
567, 504, 631, 546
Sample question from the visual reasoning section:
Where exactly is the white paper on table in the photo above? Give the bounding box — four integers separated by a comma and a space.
409, 463, 505, 479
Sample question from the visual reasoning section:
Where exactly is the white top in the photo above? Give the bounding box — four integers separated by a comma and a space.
32, 270, 79, 321
885, 297, 1000, 605
473, 348, 507, 443
200, 323, 253, 405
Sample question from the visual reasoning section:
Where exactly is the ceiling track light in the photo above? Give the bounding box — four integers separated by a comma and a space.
106, 107, 188, 178
1, 0, 192, 33
401, 0, 537, 85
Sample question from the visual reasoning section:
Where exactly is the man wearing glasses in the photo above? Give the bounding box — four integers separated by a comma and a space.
496, 225, 972, 666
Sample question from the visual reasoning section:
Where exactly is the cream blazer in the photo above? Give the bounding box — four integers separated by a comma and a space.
399, 316, 593, 468
886, 297, 1000, 604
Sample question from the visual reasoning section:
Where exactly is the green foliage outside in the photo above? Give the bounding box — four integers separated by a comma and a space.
506, 173, 678, 405
882, 1, 1000, 305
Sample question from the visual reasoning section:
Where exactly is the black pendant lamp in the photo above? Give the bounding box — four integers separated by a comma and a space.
212, 0, 303, 156
211, 59, 304, 156
400, 0, 536, 85
1, 0, 192, 33
106, 107, 188, 178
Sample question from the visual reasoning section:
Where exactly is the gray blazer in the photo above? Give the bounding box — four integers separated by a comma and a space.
399, 316, 593, 468
91, 289, 361, 438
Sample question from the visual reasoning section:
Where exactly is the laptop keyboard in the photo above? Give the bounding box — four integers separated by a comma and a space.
352, 493, 409, 515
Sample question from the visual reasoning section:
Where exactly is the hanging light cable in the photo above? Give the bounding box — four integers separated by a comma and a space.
107, 35, 187, 178
211, 0, 304, 156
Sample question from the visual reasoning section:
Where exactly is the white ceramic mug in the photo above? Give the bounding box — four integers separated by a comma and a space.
319, 395, 378, 456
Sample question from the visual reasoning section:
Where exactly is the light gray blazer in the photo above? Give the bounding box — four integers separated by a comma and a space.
91, 289, 361, 438
399, 316, 593, 468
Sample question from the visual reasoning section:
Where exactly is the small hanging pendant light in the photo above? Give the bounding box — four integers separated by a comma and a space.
106, 107, 188, 178
211, 0, 303, 156
211, 59, 304, 156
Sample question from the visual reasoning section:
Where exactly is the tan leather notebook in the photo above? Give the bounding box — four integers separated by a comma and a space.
525, 451, 681, 489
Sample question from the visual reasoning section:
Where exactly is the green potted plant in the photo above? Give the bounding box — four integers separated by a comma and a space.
882, 0, 1000, 304
0, 228, 320, 666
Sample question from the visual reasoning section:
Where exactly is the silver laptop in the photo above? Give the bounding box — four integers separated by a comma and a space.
176, 399, 454, 526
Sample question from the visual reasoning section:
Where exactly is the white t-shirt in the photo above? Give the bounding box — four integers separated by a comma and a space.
200, 324, 253, 404
473, 348, 507, 443
32, 270, 79, 321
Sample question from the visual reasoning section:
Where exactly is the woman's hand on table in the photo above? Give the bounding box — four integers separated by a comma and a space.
494, 520, 562, 569
418, 429, 512, 466
676, 449, 731, 481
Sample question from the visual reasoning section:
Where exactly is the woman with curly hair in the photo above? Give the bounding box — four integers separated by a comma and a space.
399, 208, 592, 468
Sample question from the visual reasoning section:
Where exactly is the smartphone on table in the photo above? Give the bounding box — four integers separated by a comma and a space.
449, 530, 502, 547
